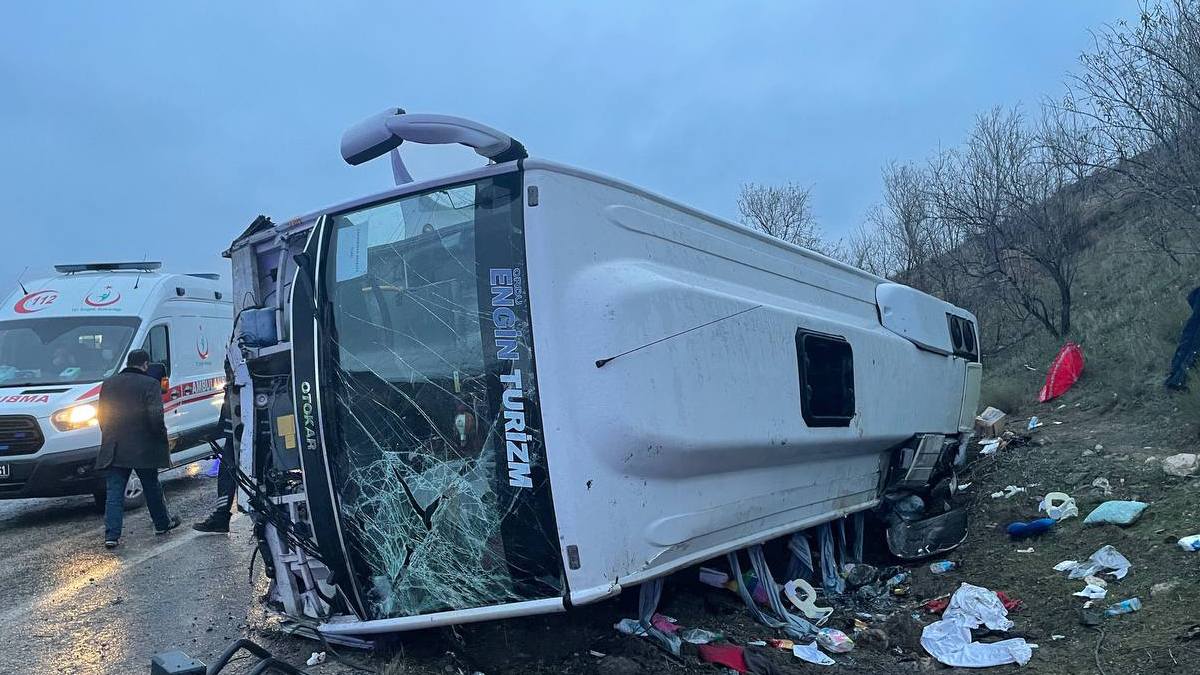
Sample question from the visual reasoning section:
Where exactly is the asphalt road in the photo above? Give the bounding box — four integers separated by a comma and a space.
0, 461, 269, 675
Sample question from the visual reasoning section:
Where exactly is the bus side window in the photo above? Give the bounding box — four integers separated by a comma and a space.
796, 329, 855, 427
142, 324, 171, 377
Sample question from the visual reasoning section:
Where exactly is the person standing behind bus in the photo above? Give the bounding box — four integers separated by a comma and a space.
95, 349, 181, 548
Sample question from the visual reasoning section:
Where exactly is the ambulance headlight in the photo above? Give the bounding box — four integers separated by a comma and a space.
51, 403, 99, 431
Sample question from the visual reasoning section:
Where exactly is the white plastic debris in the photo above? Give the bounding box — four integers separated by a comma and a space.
306, 652, 327, 666
958, 482, 973, 490
1178, 535, 1200, 551
991, 485, 1026, 499
1051, 635, 1066, 640
1058, 545, 1132, 580
1084, 575, 1108, 588
1073, 584, 1108, 599
792, 642, 836, 666
1038, 492, 1079, 521
1091, 478, 1112, 496
981, 440, 1001, 455
920, 583, 1033, 667
1162, 453, 1198, 477
1028, 416, 1042, 430
784, 579, 833, 623
1017, 547, 1034, 554
589, 650, 606, 658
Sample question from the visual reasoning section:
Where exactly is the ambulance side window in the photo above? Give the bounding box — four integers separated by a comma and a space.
142, 324, 171, 376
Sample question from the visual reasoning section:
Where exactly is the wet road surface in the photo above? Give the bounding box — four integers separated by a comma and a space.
0, 462, 269, 675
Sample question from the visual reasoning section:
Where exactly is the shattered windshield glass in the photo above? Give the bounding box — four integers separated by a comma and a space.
321, 173, 562, 620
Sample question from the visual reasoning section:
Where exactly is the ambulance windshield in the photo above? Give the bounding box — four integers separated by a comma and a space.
0, 317, 141, 386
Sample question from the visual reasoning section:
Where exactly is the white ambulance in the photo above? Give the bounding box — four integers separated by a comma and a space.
0, 262, 233, 507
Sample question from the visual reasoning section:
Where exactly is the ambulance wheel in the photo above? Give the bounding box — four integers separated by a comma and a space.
92, 474, 146, 510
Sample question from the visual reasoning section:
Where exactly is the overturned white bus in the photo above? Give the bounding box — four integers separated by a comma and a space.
223, 109, 982, 636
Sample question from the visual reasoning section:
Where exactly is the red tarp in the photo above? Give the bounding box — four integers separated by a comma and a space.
1038, 341, 1084, 402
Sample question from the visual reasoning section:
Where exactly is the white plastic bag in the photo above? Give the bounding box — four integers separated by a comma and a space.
792, 642, 835, 666
1065, 545, 1131, 580
1073, 584, 1108, 599
921, 583, 1033, 667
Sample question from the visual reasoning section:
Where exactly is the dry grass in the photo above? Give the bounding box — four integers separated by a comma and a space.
978, 207, 1198, 433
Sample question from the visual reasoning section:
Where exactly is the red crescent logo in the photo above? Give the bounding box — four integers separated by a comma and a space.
197, 335, 210, 360
84, 286, 121, 307
14, 290, 58, 314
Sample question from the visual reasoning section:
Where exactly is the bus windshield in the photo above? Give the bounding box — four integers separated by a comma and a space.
0, 316, 141, 387
320, 172, 562, 620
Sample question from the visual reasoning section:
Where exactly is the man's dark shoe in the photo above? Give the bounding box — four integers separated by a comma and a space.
193, 513, 231, 534
104, 539, 119, 549
155, 515, 182, 535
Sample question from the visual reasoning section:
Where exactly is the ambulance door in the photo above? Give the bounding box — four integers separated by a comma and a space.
167, 315, 223, 446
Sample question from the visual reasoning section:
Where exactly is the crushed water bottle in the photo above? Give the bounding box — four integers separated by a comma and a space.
1103, 598, 1142, 616
929, 561, 956, 574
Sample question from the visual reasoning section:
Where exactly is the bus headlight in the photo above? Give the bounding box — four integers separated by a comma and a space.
51, 403, 99, 431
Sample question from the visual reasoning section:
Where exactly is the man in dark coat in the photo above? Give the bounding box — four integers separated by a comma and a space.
95, 349, 181, 548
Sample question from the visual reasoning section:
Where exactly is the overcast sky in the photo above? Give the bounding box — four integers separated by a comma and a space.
0, 1, 1140, 285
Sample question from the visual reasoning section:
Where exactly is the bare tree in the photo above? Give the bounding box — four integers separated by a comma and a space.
929, 107, 1093, 337
737, 182, 833, 253
1063, 0, 1200, 256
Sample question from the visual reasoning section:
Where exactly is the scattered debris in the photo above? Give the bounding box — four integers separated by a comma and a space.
588, 650, 606, 658
991, 485, 1027, 499
1103, 598, 1142, 617
1052, 635, 1066, 640
1038, 492, 1080, 521
792, 642, 835, 666
1017, 547, 1035, 553
1073, 584, 1108, 600
921, 583, 1034, 667
925, 592, 1020, 615
1162, 453, 1198, 477
1083, 500, 1148, 526
1028, 416, 1043, 430
1007, 518, 1055, 539
679, 628, 723, 645
981, 440, 1001, 455
1038, 341, 1084, 402
929, 561, 956, 574
844, 563, 879, 588
696, 644, 748, 672
816, 628, 854, 653
783, 579, 832, 623
305, 652, 326, 667
1177, 535, 1200, 551
1056, 545, 1131, 580
700, 567, 768, 603
975, 406, 1007, 438
614, 614, 677, 637
1091, 478, 1113, 495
